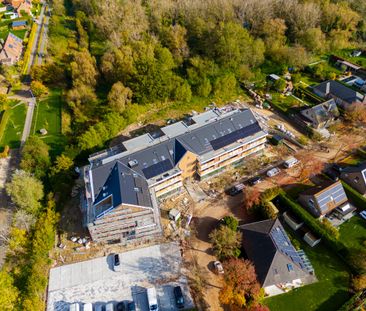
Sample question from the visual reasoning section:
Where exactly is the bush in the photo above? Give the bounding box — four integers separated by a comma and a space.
0, 109, 10, 142
341, 181, 366, 210
253, 187, 281, 219
221, 215, 239, 231
0, 145, 10, 158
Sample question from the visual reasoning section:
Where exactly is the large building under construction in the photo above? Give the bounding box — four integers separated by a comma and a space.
82, 107, 268, 244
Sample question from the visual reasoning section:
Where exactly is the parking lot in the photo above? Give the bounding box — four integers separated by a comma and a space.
47, 243, 194, 311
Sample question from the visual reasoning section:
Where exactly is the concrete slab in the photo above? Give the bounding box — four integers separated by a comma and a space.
47, 243, 194, 311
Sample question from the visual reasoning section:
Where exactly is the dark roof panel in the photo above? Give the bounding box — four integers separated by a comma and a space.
210, 122, 262, 150
142, 159, 174, 179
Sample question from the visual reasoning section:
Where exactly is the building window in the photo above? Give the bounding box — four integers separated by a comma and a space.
287, 264, 294, 272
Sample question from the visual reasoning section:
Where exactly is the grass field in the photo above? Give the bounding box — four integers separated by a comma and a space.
31, 89, 67, 156
0, 102, 26, 149
339, 216, 366, 250
266, 237, 350, 311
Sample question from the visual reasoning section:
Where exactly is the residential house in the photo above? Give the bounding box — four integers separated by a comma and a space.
300, 99, 339, 129
5, 0, 22, 8
340, 162, 366, 195
16, 0, 32, 16
239, 219, 315, 296
12, 20, 26, 30
83, 108, 268, 244
0, 32, 23, 65
0, 4, 7, 12
312, 80, 366, 108
298, 181, 350, 218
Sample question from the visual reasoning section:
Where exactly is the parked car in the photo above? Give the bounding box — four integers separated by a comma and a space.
360, 211, 366, 220
127, 302, 136, 311
227, 183, 245, 196
113, 253, 121, 272
214, 261, 224, 274
105, 303, 114, 311
69, 303, 80, 311
266, 167, 280, 177
94, 305, 106, 311
173, 286, 185, 309
332, 164, 343, 173
147, 287, 159, 311
116, 302, 125, 311
83, 303, 93, 311
283, 157, 299, 168
248, 176, 262, 185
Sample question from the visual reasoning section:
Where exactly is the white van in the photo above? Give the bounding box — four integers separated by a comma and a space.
83, 303, 93, 311
69, 303, 80, 311
283, 157, 299, 168
147, 287, 159, 311
267, 167, 280, 177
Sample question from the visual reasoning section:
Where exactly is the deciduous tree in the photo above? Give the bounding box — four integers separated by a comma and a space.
20, 136, 50, 178
219, 258, 262, 309
0, 269, 19, 310
243, 188, 261, 210
30, 80, 48, 97
209, 225, 242, 260
107, 81, 133, 113
6, 170, 44, 215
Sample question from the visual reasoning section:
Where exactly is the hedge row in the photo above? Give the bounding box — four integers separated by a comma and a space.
337, 291, 365, 311
22, 22, 38, 75
295, 86, 323, 104
0, 109, 11, 143
277, 192, 342, 251
341, 181, 366, 211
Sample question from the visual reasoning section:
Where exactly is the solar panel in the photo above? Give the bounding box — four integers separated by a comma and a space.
142, 159, 173, 179
210, 122, 262, 150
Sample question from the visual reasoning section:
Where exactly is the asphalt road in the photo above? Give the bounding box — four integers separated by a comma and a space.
36, 5, 50, 65
20, 95, 36, 146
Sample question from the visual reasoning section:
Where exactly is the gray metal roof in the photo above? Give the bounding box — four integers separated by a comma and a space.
302, 99, 339, 124
239, 219, 312, 287
313, 80, 365, 104
90, 108, 265, 189
89, 108, 266, 219
93, 161, 152, 213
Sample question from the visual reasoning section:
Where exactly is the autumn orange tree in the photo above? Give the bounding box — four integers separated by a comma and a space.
243, 188, 261, 210
219, 258, 265, 310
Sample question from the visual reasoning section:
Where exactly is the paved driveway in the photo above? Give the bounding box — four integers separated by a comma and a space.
47, 243, 194, 311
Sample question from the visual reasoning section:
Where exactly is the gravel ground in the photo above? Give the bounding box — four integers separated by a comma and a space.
47, 242, 194, 311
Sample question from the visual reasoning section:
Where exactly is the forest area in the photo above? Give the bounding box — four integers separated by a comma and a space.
42, 0, 366, 153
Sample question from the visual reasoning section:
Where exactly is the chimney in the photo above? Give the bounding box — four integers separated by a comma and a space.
325, 82, 330, 96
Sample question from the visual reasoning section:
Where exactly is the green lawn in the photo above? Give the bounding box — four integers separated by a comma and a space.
31, 89, 67, 156
11, 29, 27, 40
0, 102, 26, 149
270, 92, 304, 112
339, 216, 366, 250
266, 237, 350, 311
